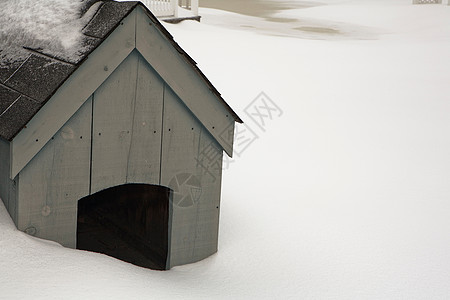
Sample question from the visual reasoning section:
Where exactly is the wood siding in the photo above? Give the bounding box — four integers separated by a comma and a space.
17, 97, 92, 248
11, 50, 224, 267
161, 86, 223, 267
91, 51, 163, 193
90, 50, 223, 266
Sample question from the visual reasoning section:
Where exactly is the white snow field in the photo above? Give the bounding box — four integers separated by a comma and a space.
2, 0, 450, 299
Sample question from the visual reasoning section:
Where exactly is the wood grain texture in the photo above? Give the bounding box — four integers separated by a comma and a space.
17, 98, 92, 248
91, 51, 163, 193
125, 55, 164, 184
160, 85, 223, 267
91, 52, 139, 193
10, 9, 137, 179
0, 139, 18, 225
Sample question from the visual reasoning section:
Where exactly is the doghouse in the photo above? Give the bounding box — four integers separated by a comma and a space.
0, 1, 242, 270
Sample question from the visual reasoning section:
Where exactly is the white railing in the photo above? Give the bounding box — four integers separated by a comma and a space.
148, 0, 178, 18
146, 0, 199, 18
178, 0, 199, 17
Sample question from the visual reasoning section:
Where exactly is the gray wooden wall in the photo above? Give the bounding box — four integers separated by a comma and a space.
11, 50, 224, 267
0, 139, 17, 224
16, 96, 92, 247
162, 82, 223, 267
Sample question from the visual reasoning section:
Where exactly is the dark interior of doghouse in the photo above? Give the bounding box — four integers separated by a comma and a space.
76, 184, 172, 270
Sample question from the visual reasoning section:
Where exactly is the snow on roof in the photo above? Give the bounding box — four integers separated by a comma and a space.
0, 0, 139, 141
0, 0, 100, 66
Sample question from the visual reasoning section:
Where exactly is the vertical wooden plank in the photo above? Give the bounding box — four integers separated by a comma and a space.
0, 139, 10, 211
91, 52, 139, 193
160, 85, 223, 267
91, 51, 164, 193
17, 97, 92, 248
126, 55, 164, 184
1, 139, 19, 226
8, 175, 18, 226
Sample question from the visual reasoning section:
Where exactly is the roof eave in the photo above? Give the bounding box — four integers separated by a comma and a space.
137, 3, 243, 124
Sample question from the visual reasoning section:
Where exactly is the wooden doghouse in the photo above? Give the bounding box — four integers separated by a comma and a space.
0, 1, 241, 270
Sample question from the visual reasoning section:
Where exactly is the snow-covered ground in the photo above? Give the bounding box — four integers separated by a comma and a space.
2, 1, 450, 298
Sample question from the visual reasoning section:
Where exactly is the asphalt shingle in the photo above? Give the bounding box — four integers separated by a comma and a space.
83, 1, 139, 39
0, 84, 21, 114
0, 95, 41, 140
0, 56, 29, 83
4, 54, 75, 103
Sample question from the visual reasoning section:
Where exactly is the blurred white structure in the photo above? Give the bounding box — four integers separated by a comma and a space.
412, 0, 443, 3
147, 0, 199, 19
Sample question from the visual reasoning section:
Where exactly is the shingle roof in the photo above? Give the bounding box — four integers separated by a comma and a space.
0, 0, 241, 142
0, 1, 139, 141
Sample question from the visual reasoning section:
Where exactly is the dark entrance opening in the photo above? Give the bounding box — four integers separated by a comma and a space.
76, 184, 172, 270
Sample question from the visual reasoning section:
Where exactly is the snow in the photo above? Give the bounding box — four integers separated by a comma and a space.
2, 1, 450, 299
0, 0, 100, 65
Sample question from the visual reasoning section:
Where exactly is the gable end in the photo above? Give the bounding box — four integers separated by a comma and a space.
6, 2, 241, 179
